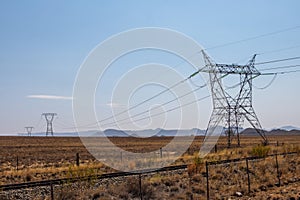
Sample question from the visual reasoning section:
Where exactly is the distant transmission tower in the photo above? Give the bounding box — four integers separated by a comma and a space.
202, 51, 268, 147
25, 126, 34, 136
42, 113, 57, 136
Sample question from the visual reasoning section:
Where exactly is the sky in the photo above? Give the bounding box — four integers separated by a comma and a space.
1, 1, 300, 135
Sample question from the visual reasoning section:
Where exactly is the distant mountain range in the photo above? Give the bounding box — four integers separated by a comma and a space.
20, 128, 205, 137
273, 125, 300, 131
242, 127, 300, 136
17, 125, 300, 137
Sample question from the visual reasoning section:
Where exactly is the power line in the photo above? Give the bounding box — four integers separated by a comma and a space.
116, 26, 300, 127
253, 74, 278, 90
205, 25, 300, 50
174, 26, 300, 73
112, 95, 211, 127
64, 61, 300, 130
100, 84, 207, 128
260, 64, 300, 71
69, 66, 206, 130
101, 74, 243, 129
62, 67, 299, 131
237, 44, 300, 65
108, 57, 300, 126
261, 69, 300, 75
75, 25, 300, 129
71, 79, 186, 129
161, 26, 300, 74
70, 58, 300, 130
275, 69, 300, 74
257, 64, 300, 90
113, 63, 289, 131
63, 26, 300, 130
258, 44, 300, 55
255, 56, 300, 65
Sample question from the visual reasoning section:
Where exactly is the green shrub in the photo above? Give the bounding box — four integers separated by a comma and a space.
251, 145, 270, 157
193, 156, 203, 166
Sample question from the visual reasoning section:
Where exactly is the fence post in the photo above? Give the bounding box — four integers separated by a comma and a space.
120, 151, 123, 162
76, 153, 80, 167
139, 174, 143, 200
246, 158, 251, 194
16, 156, 19, 171
205, 161, 209, 200
160, 147, 162, 158
275, 154, 281, 186
50, 183, 54, 200
214, 145, 217, 153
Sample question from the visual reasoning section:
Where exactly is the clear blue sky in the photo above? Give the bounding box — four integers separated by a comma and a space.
1, 1, 300, 135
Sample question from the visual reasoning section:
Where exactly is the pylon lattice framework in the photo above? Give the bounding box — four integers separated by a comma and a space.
25, 126, 34, 136
42, 113, 57, 136
201, 51, 268, 147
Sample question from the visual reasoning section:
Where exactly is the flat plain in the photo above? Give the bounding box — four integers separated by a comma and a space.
0, 134, 299, 199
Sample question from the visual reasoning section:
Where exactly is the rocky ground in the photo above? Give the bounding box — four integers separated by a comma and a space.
240, 182, 300, 200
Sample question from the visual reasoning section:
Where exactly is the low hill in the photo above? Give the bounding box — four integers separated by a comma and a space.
241, 128, 300, 136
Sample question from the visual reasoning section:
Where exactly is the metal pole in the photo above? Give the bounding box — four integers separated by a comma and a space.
76, 153, 80, 167
275, 154, 281, 186
139, 174, 143, 200
205, 161, 209, 200
160, 147, 162, 158
50, 183, 54, 200
246, 158, 251, 194
16, 156, 19, 171
237, 131, 241, 147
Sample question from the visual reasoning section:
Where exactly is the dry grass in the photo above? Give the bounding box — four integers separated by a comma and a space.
1, 135, 300, 184
0, 135, 299, 199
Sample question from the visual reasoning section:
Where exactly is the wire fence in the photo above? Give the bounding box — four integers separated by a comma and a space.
0, 151, 299, 200
205, 152, 299, 199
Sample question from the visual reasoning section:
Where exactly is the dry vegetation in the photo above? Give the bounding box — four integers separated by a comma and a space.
0, 135, 299, 199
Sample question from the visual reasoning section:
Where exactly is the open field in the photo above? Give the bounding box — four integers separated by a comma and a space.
0, 135, 300, 199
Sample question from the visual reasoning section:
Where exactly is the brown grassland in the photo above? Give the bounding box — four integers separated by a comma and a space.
0, 135, 299, 199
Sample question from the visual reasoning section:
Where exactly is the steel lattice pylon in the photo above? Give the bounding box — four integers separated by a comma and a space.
25, 126, 34, 136
42, 113, 57, 136
202, 51, 268, 147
